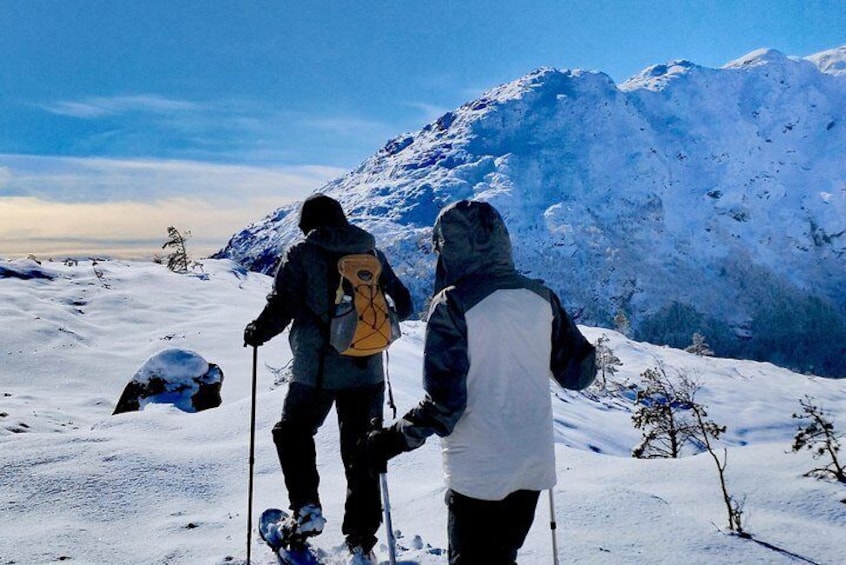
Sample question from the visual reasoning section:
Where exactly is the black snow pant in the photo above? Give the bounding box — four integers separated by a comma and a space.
446, 488, 540, 565
272, 381, 384, 552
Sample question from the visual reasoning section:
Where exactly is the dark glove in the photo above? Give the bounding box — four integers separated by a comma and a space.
365, 426, 408, 473
243, 321, 265, 347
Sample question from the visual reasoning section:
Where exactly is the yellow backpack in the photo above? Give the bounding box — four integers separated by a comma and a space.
329, 253, 400, 357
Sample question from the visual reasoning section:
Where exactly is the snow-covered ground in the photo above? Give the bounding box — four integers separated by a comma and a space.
1, 258, 844, 564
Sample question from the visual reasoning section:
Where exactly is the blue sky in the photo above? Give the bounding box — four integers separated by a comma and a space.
1, 0, 844, 258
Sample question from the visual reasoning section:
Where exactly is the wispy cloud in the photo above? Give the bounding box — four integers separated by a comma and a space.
302, 115, 398, 138
0, 166, 11, 188
29, 94, 394, 165
403, 101, 450, 124
0, 154, 344, 203
40, 95, 202, 118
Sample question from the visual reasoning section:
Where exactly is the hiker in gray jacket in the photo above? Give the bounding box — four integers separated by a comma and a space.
367, 200, 596, 565
244, 194, 413, 563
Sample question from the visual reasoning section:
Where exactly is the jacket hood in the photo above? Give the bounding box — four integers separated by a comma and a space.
298, 194, 349, 235
432, 200, 515, 293
298, 193, 374, 253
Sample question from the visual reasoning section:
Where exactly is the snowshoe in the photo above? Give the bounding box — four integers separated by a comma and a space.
259, 507, 323, 564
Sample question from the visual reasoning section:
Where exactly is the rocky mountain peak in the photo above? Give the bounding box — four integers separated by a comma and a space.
216, 46, 846, 377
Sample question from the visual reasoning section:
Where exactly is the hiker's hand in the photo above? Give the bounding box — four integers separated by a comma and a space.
366, 426, 407, 472
243, 322, 265, 347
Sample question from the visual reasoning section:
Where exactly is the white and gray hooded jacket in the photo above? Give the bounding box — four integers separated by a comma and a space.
395, 200, 596, 501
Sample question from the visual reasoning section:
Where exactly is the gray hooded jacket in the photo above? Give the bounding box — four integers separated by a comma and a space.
251, 195, 413, 390
397, 200, 596, 499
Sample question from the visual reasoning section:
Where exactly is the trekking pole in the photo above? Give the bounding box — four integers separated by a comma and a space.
380, 472, 398, 565
246, 345, 259, 564
548, 489, 560, 565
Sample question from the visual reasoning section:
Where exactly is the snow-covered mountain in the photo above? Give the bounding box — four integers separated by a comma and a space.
215, 46, 846, 377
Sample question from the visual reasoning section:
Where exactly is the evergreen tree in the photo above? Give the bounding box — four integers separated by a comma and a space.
614, 309, 631, 337
632, 366, 743, 534
685, 332, 715, 356
791, 396, 845, 482
162, 226, 192, 273
595, 334, 623, 391
632, 366, 723, 459
632, 366, 698, 459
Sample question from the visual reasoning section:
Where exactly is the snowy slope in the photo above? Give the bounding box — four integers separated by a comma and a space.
215, 46, 846, 377
2, 258, 845, 564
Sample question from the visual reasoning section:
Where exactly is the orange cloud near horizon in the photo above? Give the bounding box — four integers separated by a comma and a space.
0, 155, 345, 260
0, 195, 290, 260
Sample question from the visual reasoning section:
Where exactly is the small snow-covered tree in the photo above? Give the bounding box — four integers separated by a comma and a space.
614, 309, 631, 337
685, 332, 715, 356
161, 226, 202, 273
594, 334, 623, 391
791, 395, 845, 483
633, 365, 703, 458
632, 366, 744, 535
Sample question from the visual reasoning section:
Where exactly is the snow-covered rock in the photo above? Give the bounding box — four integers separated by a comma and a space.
215, 47, 846, 377
113, 349, 224, 414
0, 259, 57, 281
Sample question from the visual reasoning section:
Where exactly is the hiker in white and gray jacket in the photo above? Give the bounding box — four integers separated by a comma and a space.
367, 199, 596, 565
